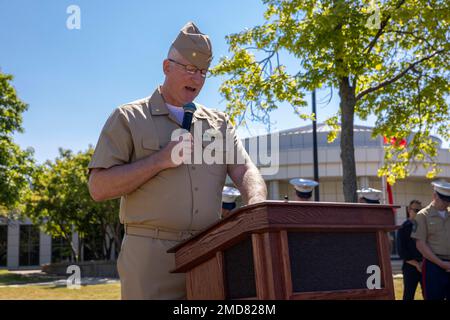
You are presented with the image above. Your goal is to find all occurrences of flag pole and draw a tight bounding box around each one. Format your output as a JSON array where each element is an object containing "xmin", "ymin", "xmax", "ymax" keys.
[{"xmin": 380, "ymin": 135, "xmax": 386, "ymax": 204}]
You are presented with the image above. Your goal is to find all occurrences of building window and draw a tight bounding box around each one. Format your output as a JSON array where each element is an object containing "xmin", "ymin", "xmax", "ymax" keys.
[
  {"xmin": 19, "ymin": 225, "xmax": 40, "ymax": 266},
  {"xmin": 83, "ymin": 226, "xmax": 105, "ymax": 261},
  {"xmin": 51, "ymin": 236, "xmax": 73, "ymax": 263},
  {"xmin": 0, "ymin": 225, "xmax": 7, "ymax": 267}
]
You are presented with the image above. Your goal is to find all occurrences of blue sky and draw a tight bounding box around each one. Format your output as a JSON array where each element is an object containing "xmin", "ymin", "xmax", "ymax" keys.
[{"xmin": 0, "ymin": 1, "xmax": 446, "ymax": 163}]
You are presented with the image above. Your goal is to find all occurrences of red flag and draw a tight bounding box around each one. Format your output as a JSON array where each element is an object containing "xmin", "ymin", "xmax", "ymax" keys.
[
  {"xmin": 383, "ymin": 136, "xmax": 407, "ymax": 148},
  {"xmin": 399, "ymin": 138, "xmax": 407, "ymax": 148},
  {"xmin": 386, "ymin": 182, "xmax": 396, "ymax": 214}
]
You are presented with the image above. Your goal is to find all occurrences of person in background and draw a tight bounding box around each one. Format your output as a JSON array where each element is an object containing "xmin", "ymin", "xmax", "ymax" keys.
[
  {"xmin": 221, "ymin": 186, "xmax": 241, "ymax": 218},
  {"xmin": 357, "ymin": 187, "xmax": 394, "ymax": 253},
  {"xmin": 289, "ymin": 178, "xmax": 319, "ymax": 201},
  {"xmin": 412, "ymin": 180, "xmax": 450, "ymax": 300},
  {"xmin": 357, "ymin": 187, "xmax": 382, "ymax": 204},
  {"xmin": 397, "ymin": 200, "xmax": 423, "ymax": 300}
]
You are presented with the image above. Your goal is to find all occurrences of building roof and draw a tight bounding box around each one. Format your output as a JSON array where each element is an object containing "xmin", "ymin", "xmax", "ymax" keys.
[
  {"xmin": 242, "ymin": 123, "xmax": 443, "ymax": 150},
  {"xmin": 278, "ymin": 123, "xmax": 373, "ymax": 136}
]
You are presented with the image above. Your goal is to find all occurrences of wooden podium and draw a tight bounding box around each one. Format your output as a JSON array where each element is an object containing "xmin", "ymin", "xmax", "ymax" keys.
[{"xmin": 168, "ymin": 201, "xmax": 398, "ymax": 300}]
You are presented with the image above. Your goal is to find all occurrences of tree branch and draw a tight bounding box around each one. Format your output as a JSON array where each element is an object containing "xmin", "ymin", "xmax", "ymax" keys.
[
  {"xmin": 385, "ymin": 29, "xmax": 437, "ymax": 50},
  {"xmin": 364, "ymin": 0, "xmax": 406, "ymax": 55},
  {"xmin": 356, "ymin": 49, "xmax": 446, "ymax": 101}
]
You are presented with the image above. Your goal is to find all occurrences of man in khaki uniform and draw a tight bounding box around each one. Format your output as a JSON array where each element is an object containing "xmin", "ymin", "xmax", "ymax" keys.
[
  {"xmin": 412, "ymin": 180, "xmax": 450, "ymax": 300},
  {"xmin": 88, "ymin": 22, "xmax": 267, "ymax": 299}
]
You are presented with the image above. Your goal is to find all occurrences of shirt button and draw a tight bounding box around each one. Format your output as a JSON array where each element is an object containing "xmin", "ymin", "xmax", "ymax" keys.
[
  {"xmin": 194, "ymin": 209, "xmax": 199, "ymax": 214},
  {"xmin": 194, "ymin": 187, "xmax": 199, "ymax": 191},
  {"xmin": 191, "ymin": 166, "xmax": 196, "ymax": 170}
]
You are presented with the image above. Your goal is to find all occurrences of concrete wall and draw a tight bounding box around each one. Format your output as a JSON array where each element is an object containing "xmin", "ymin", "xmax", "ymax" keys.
[{"xmin": 6, "ymin": 221, "xmax": 19, "ymax": 269}]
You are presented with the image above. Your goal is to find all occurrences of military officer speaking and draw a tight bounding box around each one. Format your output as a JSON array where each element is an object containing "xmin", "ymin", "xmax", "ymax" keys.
[
  {"xmin": 412, "ymin": 180, "xmax": 450, "ymax": 300},
  {"xmin": 87, "ymin": 22, "xmax": 267, "ymax": 300}
]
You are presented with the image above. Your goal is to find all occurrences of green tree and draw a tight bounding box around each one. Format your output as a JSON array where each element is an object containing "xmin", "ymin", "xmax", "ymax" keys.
[
  {"xmin": 26, "ymin": 147, "xmax": 122, "ymax": 261},
  {"xmin": 0, "ymin": 71, "xmax": 34, "ymax": 213},
  {"xmin": 211, "ymin": 0, "xmax": 449, "ymax": 202}
]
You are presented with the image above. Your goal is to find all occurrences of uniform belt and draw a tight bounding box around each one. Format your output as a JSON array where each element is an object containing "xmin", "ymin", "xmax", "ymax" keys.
[{"xmin": 124, "ymin": 224, "xmax": 196, "ymax": 241}]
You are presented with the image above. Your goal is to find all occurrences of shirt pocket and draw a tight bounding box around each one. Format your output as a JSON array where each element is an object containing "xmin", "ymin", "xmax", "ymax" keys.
[
  {"xmin": 136, "ymin": 137, "xmax": 160, "ymax": 160},
  {"xmin": 428, "ymin": 220, "xmax": 444, "ymax": 234},
  {"xmin": 129, "ymin": 113, "xmax": 161, "ymax": 161}
]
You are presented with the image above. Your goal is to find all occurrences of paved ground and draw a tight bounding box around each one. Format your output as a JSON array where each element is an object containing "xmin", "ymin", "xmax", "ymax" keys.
[
  {"xmin": 0, "ymin": 278, "xmax": 119, "ymax": 288},
  {"xmin": 391, "ymin": 259, "xmax": 403, "ymax": 275}
]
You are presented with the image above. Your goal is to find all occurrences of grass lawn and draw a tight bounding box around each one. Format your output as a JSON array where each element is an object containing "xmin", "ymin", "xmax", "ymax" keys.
[
  {"xmin": 0, "ymin": 270, "xmax": 120, "ymax": 299},
  {"xmin": 393, "ymin": 278, "xmax": 424, "ymax": 300},
  {"xmin": 0, "ymin": 283, "xmax": 121, "ymax": 300},
  {"xmin": 0, "ymin": 270, "xmax": 421, "ymax": 300}
]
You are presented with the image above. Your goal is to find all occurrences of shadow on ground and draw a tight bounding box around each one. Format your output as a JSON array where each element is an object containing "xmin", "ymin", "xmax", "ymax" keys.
[{"xmin": 0, "ymin": 270, "xmax": 65, "ymax": 286}]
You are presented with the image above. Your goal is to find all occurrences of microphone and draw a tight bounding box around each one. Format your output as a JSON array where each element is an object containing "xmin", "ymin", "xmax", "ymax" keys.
[{"xmin": 182, "ymin": 102, "xmax": 197, "ymax": 131}]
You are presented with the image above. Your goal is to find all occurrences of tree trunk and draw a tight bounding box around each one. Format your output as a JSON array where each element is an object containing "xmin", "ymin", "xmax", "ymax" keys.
[
  {"xmin": 66, "ymin": 235, "xmax": 78, "ymax": 262},
  {"xmin": 339, "ymin": 77, "xmax": 358, "ymax": 202}
]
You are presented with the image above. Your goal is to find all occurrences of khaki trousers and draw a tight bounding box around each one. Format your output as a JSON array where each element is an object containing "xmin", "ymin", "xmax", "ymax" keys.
[{"xmin": 117, "ymin": 233, "xmax": 186, "ymax": 300}]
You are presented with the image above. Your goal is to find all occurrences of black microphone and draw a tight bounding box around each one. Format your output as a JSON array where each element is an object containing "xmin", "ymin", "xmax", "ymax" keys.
[{"xmin": 182, "ymin": 102, "xmax": 197, "ymax": 131}]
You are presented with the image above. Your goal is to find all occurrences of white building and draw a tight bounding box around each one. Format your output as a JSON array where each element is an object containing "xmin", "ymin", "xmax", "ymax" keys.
[
  {"xmin": 0, "ymin": 217, "xmax": 80, "ymax": 269},
  {"xmin": 240, "ymin": 123, "xmax": 450, "ymax": 226}
]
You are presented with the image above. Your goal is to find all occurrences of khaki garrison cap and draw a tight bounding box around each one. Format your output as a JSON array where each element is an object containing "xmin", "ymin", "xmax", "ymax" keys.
[{"xmin": 170, "ymin": 21, "xmax": 213, "ymax": 70}]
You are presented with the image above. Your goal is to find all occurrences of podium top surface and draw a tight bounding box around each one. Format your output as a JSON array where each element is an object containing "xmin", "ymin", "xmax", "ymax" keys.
[{"xmin": 168, "ymin": 200, "xmax": 399, "ymax": 254}]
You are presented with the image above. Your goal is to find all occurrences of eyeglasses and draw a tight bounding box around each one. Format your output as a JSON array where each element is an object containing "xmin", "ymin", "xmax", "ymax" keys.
[
  {"xmin": 168, "ymin": 59, "xmax": 208, "ymax": 78},
  {"xmin": 410, "ymin": 208, "xmax": 422, "ymax": 213}
]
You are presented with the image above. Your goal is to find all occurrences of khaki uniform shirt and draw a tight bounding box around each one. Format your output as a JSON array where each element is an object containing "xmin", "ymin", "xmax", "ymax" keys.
[
  {"xmin": 88, "ymin": 87, "xmax": 249, "ymax": 232},
  {"xmin": 411, "ymin": 203, "xmax": 450, "ymax": 260}
]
